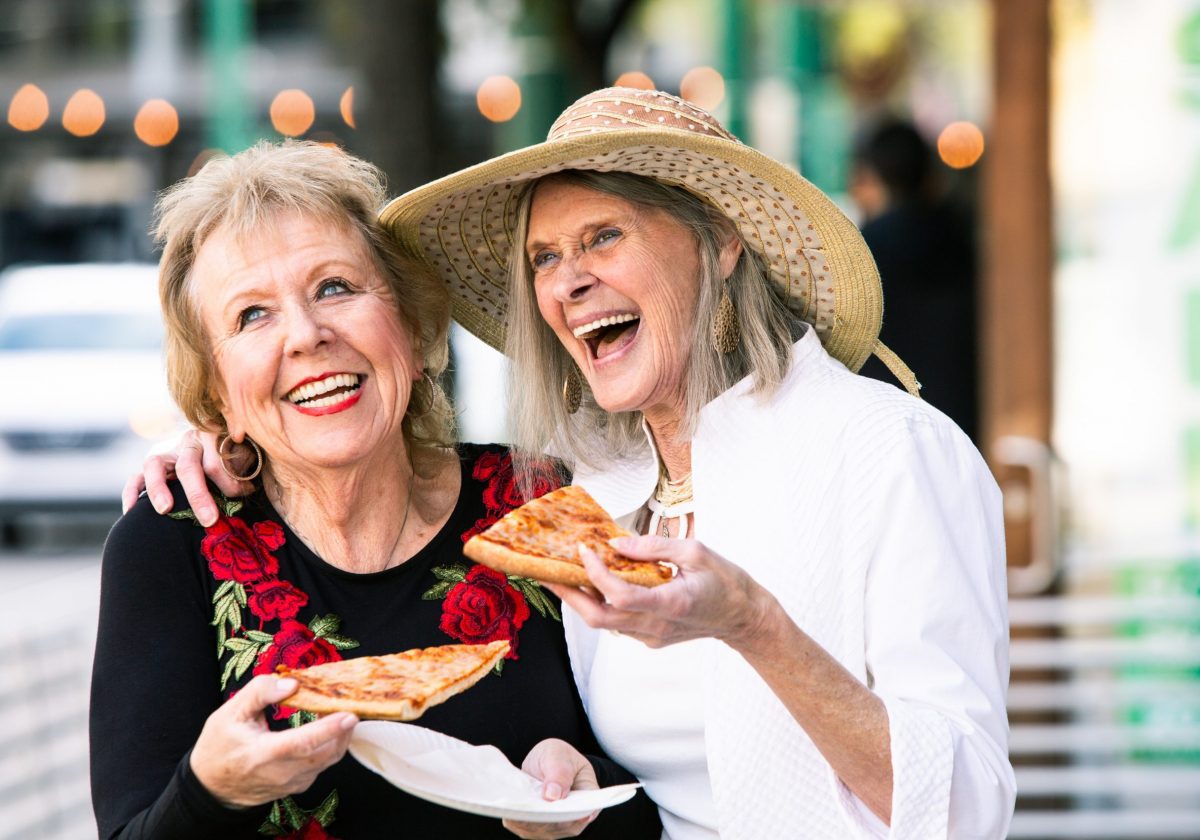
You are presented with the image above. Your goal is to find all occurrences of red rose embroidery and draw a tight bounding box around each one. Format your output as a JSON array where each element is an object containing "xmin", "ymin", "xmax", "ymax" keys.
[
  {"xmin": 281, "ymin": 817, "xmax": 338, "ymax": 840},
  {"xmin": 254, "ymin": 620, "xmax": 340, "ymax": 675},
  {"xmin": 253, "ymin": 620, "xmax": 341, "ymax": 720},
  {"xmin": 201, "ymin": 516, "xmax": 282, "ymax": 584},
  {"xmin": 463, "ymin": 452, "xmax": 561, "ymax": 542},
  {"xmin": 439, "ymin": 565, "xmax": 530, "ymax": 658},
  {"xmin": 248, "ymin": 579, "xmax": 309, "ymax": 622}
]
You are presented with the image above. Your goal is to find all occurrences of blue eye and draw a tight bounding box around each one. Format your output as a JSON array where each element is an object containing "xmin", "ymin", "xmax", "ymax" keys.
[
  {"xmin": 238, "ymin": 306, "xmax": 265, "ymax": 329},
  {"xmin": 318, "ymin": 278, "xmax": 351, "ymax": 298}
]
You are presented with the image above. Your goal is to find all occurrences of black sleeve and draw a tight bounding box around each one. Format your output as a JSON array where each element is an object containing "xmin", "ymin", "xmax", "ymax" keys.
[
  {"xmin": 583, "ymin": 755, "xmax": 662, "ymax": 837},
  {"xmin": 89, "ymin": 494, "xmax": 266, "ymax": 839}
]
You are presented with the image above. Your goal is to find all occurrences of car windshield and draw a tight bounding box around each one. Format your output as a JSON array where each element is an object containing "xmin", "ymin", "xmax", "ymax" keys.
[{"xmin": 0, "ymin": 313, "xmax": 162, "ymax": 351}]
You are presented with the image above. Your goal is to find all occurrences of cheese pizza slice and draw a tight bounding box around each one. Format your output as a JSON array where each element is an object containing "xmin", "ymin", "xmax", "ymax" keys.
[
  {"xmin": 463, "ymin": 485, "xmax": 674, "ymax": 588},
  {"xmin": 277, "ymin": 640, "xmax": 509, "ymax": 720}
]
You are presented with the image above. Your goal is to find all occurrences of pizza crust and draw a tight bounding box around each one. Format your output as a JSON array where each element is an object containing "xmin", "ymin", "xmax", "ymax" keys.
[{"xmin": 278, "ymin": 640, "xmax": 509, "ymax": 721}]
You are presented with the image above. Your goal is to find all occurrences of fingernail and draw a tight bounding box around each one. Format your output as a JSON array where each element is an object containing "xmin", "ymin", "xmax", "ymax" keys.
[
  {"xmin": 339, "ymin": 714, "xmax": 358, "ymax": 731},
  {"xmin": 608, "ymin": 536, "xmax": 630, "ymax": 550},
  {"xmin": 152, "ymin": 494, "xmax": 169, "ymax": 513},
  {"xmin": 274, "ymin": 677, "xmax": 297, "ymax": 695},
  {"xmin": 199, "ymin": 507, "xmax": 217, "ymax": 526},
  {"xmin": 545, "ymin": 782, "xmax": 563, "ymax": 800}
]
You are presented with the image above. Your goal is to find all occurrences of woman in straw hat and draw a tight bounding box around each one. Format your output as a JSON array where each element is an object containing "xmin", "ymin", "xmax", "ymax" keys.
[
  {"xmin": 133, "ymin": 90, "xmax": 1014, "ymax": 838},
  {"xmin": 380, "ymin": 87, "xmax": 1015, "ymax": 840}
]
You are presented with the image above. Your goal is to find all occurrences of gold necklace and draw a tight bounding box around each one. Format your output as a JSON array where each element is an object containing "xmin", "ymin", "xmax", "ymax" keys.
[
  {"xmin": 654, "ymin": 469, "xmax": 693, "ymax": 507},
  {"xmin": 650, "ymin": 465, "xmax": 694, "ymax": 538}
]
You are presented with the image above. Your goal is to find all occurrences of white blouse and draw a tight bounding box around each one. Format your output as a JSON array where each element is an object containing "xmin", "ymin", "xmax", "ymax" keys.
[
  {"xmin": 565, "ymin": 327, "xmax": 1016, "ymax": 839},
  {"xmin": 586, "ymin": 635, "xmax": 718, "ymax": 839}
]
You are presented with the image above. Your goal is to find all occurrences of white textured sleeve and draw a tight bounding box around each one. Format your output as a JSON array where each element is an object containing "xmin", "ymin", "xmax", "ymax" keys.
[{"xmin": 845, "ymin": 415, "xmax": 1016, "ymax": 839}]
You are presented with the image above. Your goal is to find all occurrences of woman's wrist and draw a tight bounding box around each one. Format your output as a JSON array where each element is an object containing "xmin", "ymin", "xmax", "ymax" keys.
[{"xmin": 719, "ymin": 578, "xmax": 783, "ymax": 654}]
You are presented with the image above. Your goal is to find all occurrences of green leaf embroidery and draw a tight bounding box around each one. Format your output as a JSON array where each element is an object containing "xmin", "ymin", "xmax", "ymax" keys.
[
  {"xmin": 492, "ymin": 657, "xmax": 505, "ymax": 676},
  {"xmin": 420, "ymin": 581, "xmax": 453, "ymax": 600},
  {"xmin": 215, "ymin": 621, "xmax": 227, "ymax": 657},
  {"xmin": 430, "ymin": 564, "xmax": 467, "ymax": 583},
  {"xmin": 509, "ymin": 577, "xmax": 561, "ymax": 622},
  {"xmin": 233, "ymin": 646, "xmax": 259, "ymax": 681},
  {"xmin": 246, "ymin": 629, "xmax": 274, "ymax": 644},
  {"xmin": 258, "ymin": 800, "xmax": 285, "ymax": 836},
  {"xmin": 288, "ymin": 710, "xmax": 318, "ymax": 728},
  {"xmin": 220, "ymin": 654, "xmax": 240, "ymax": 691},
  {"xmin": 167, "ymin": 509, "xmax": 200, "ymax": 524},
  {"xmin": 233, "ymin": 582, "xmax": 247, "ymax": 607},
  {"xmin": 280, "ymin": 796, "xmax": 306, "ymax": 830},
  {"xmin": 258, "ymin": 790, "xmax": 339, "ymax": 837},
  {"xmin": 313, "ymin": 789, "xmax": 339, "ymax": 826},
  {"xmin": 213, "ymin": 580, "xmax": 235, "ymax": 602},
  {"xmin": 322, "ymin": 633, "xmax": 360, "ymax": 651},
  {"xmin": 308, "ymin": 614, "xmax": 341, "ymax": 637},
  {"xmin": 218, "ymin": 497, "xmax": 244, "ymax": 518},
  {"xmin": 223, "ymin": 637, "xmax": 256, "ymax": 652}
]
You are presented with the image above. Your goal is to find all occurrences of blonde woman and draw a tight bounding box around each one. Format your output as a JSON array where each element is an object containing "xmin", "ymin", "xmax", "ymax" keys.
[{"xmin": 93, "ymin": 141, "xmax": 658, "ymax": 840}]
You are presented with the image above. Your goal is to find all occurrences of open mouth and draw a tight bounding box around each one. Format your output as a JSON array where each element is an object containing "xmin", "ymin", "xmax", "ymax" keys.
[
  {"xmin": 285, "ymin": 373, "xmax": 363, "ymax": 409},
  {"xmin": 573, "ymin": 313, "xmax": 640, "ymax": 360}
]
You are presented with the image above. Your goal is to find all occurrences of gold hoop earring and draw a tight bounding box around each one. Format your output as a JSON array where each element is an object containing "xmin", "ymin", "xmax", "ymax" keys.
[
  {"xmin": 562, "ymin": 365, "xmax": 582, "ymax": 415},
  {"xmin": 217, "ymin": 433, "xmax": 263, "ymax": 482},
  {"xmin": 409, "ymin": 371, "xmax": 438, "ymax": 421},
  {"xmin": 711, "ymin": 282, "xmax": 741, "ymax": 354}
]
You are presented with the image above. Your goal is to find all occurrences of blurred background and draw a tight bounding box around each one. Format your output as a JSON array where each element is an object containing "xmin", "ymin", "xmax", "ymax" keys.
[{"xmin": 0, "ymin": 0, "xmax": 1197, "ymax": 838}]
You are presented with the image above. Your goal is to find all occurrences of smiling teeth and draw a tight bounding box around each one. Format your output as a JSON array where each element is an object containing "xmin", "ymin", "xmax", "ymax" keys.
[
  {"xmin": 572, "ymin": 313, "xmax": 638, "ymax": 338},
  {"xmin": 286, "ymin": 373, "xmax": 361, "ymax": 404}
]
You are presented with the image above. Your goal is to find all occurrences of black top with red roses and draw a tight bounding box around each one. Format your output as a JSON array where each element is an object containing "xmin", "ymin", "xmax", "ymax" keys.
[{"xmin": 90, "ymin": 443, "xmax": 660, "ymax": 840}]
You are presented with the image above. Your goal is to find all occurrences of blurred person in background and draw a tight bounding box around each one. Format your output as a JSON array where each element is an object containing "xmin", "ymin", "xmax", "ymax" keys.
[
  {"xmin": 92, "ymin": 140, "xmax": 658, "ymax": 839},
  {"xmin": 133, "ymin": 90, "xmax": 1014, "ymax": 839},
  {"xmin": 850, "ymin": 118, "xmax": 980, "ymax": 444}
]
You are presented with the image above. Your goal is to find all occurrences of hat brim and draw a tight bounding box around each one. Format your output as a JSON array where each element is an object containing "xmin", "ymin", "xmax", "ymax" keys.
[{"xmin": 381, "ymin": 129, "xmax": 882, "ymax": 373}]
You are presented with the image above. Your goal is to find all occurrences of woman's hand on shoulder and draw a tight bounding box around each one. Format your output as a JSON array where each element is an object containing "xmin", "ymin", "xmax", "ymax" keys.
[
  {"xmin": 546, "ymin": 537, "xmax": 773, "ymax": 650},
  {"xmin": 121, "ymin": 429, "xmax": 253, "ymax": 526},
  {"xmin": 189, "ymin": 675, "xmax": 358, "ymax": 807},
  {"xmin": 502, "ymin": 739, "xmax": 598, "ymax": 839}
]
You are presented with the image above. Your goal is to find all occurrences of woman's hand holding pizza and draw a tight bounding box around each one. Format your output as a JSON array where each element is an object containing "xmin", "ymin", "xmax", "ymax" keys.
[
  {"xmin": 545, "ymin": 537, "xmax": 773, "ymax": 650},
  {"xmin": 502, "ymin": 738, "xmax": 599, "ymax": 839},
  {"xmin": 189, "ymin": 675, "xmax": 358, "ymax": 808}
]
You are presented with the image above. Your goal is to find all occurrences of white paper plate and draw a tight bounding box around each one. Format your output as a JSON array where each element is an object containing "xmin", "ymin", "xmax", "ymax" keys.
[{"xmin": 349, "ymin": 720, "xmax": 640, "ymax": 823}]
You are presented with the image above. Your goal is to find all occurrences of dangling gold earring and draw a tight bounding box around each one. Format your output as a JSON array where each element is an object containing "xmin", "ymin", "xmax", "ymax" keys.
[
  {"xmin": 562, "ymin": 365, "xmax": 582, "ymax": 415},
  {"xmin": 711, "ymin": 281, "xmax": 740, "ymax": 354}
]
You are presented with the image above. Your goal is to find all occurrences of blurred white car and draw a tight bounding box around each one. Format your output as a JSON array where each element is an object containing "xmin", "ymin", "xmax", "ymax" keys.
[{"xmin": 0, "ymin": 264, "xmax": 181, "ymax": 543}]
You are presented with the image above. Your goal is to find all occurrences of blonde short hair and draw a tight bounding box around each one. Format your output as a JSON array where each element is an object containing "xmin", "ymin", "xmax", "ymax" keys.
[
  {"xmin": 505, "ymin": 170, "xmax": 800, "ymax": 483},
  {"xmin": 154, "ymin": 140, "xmax": 454, "ymax": 457}
]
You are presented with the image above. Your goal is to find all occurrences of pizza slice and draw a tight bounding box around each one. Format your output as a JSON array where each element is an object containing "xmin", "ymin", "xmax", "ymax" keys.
[
  {"xmin": 463, "ymin": 484, "xmax": 674, "ymax": 588},
  {"xmin": 277, "ymin": 640, "xmax": 509, "ymax": 720}
]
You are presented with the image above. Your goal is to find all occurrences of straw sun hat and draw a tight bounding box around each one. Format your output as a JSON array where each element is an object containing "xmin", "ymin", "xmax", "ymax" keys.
[{"xmin": 380, "ymin": 86, "xmax": 918, "ymax": 393}]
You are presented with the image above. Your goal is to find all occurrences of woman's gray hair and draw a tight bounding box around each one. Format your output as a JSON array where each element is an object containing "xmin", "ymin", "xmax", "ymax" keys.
[
  {"xmin": 505, "ymin": 170, "xmax": 802, "ymax": 487},
  {"xmin": 154, "ymin": 140, "xmax": 455, "ymax": 467}
]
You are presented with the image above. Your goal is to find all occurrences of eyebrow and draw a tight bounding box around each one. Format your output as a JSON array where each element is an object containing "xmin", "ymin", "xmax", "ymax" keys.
[
  {"xmin": 525, "ymin": 216, "xmax": 616, "ymax": 256},
  {"xmin": 216, "ymin": 257, "xmax": 365, "ymax": 313}
]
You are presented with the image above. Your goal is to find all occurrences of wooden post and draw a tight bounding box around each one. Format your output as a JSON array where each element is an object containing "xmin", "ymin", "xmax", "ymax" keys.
[{"xmin": 983, "ymin": 0, "xmax": 1054, "ymax": 578}]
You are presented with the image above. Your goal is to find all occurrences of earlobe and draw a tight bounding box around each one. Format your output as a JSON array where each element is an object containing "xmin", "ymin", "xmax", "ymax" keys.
[{"xmin": 718, "ymin": 235, "xmax": 744, "ymax": 279}]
